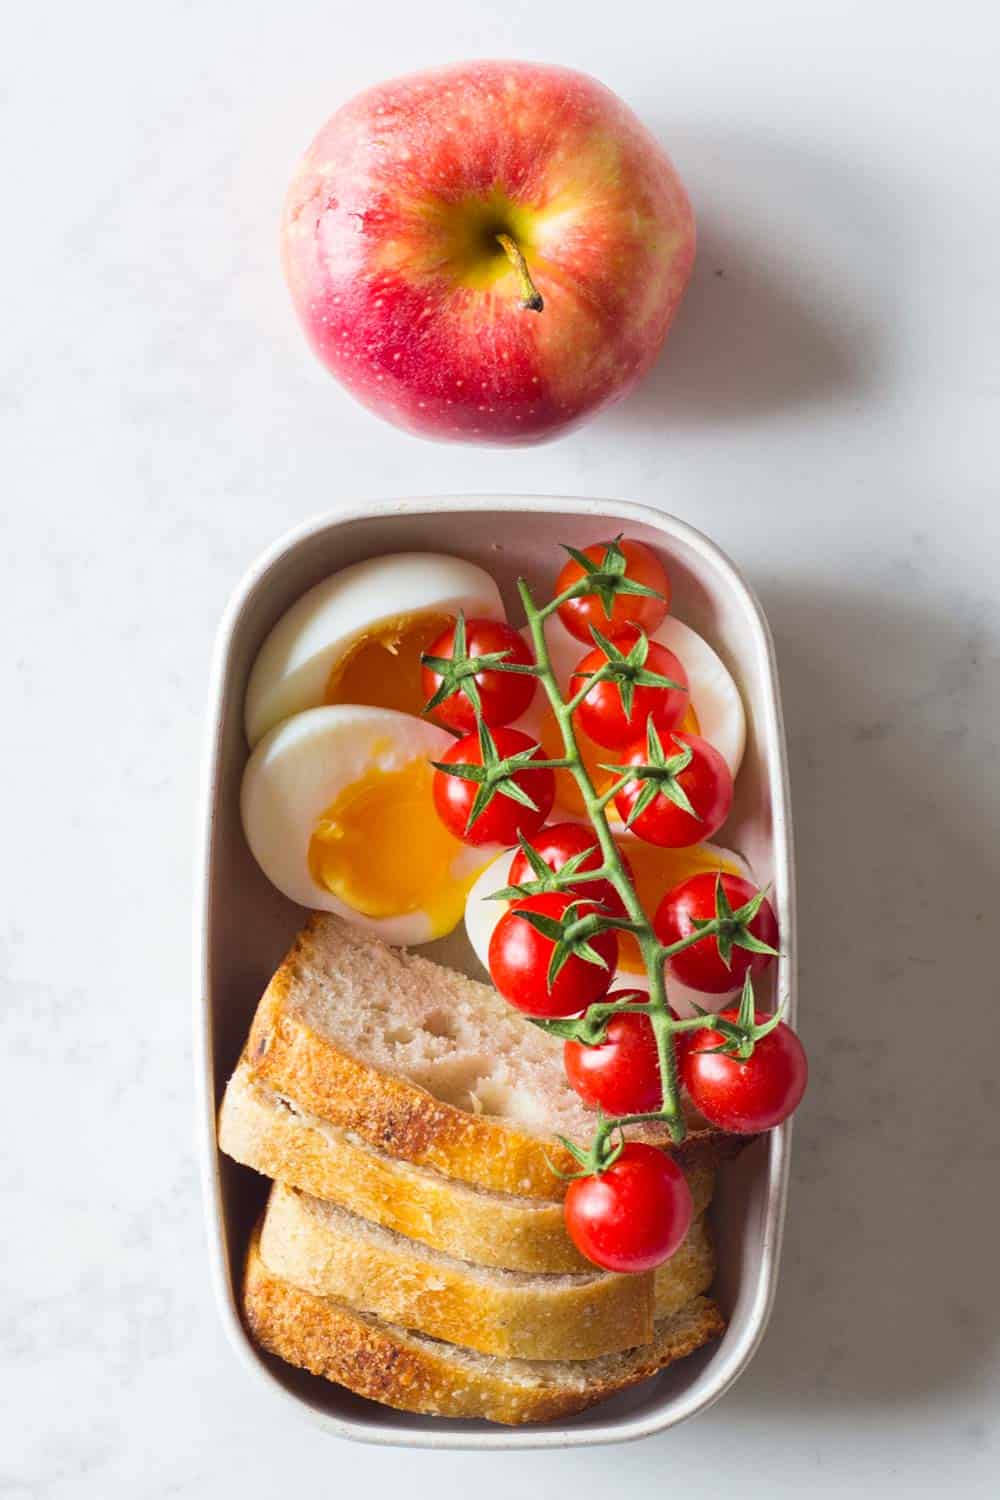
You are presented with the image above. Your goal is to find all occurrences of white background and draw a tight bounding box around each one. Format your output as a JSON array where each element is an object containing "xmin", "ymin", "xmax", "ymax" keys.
[{"xmin": 3, "ymin": 1, "xmax": 998, "ymax": 1495}]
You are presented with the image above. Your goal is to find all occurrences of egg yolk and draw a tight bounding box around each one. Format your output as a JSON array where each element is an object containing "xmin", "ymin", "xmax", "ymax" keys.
[
  {"xmin": 616, "ymin": 838, "xmax": 743, "ymax": 974},
  {"xmin": 307, "ymin": 756, "xmax": 474, "ymax": 935},
  {"xmin": 324, "ymin": 613, "xmax": 452, "ymax": 719},
  {"xmin": 538, "ymin": 704, "xmax": 702, "ymax": 818}
]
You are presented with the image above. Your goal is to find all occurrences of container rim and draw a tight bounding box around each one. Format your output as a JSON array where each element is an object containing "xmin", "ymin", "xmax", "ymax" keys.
[{"xmin": 193, "ymin": 494, "xmax": 795, "ymax": 1449}]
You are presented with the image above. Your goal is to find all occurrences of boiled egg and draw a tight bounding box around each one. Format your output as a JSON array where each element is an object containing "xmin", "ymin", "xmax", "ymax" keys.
[
  {"xmin": 241, "ymin": 704, "xmax": 495, "ymax": 945},
  {"xmin": 514, "ymin": 615, "xmax": 745, "ymax": 825},
  {"xmin": 245, "ymin": 552, "xmax": 505, "ymax": 748},
  {"xmin": 464, "ymin": 834, "xmax": 752, "ymax": 1013}
]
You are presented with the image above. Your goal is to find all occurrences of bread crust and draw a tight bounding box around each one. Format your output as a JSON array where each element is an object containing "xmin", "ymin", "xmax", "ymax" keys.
[
  {"xmin": 245, "ymin": 927, "xmax": 753, "ymax": 1200},
  {"xmin": 248, "ymin": 967, "xmax": 564, "ymax": 1197},
  {"xmin": 259, "ymin": 1184, "xmax": 662, "ymax": 1361},
  {"xmin": 219, "ymin": 1061, "xmax": 716, "ymax": 1272},
  {"xmin": 652, "ymin": 1214, "xmax": 715, "ymax": 1317},
  {"xmin": 243, "ymin": 1227, "xmax": 726, "ymax": 1425}
]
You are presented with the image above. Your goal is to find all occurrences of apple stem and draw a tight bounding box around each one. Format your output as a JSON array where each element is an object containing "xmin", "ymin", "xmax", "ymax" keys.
[{"xmin": 496, "ymin": 233, "xmax": 544, "ymax": 312}]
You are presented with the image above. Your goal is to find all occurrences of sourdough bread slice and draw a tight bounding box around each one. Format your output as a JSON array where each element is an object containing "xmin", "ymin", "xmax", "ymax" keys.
[
  {"xmin": 219, "ymin": 1060, "xmax": 716, "ymax": 1273},
  {"xmin": 257, "ymin": 1184, "xmax": 715, "ymax": 1361},
  {"xmin": 244, "ymin": 914, "xmax": 746, "ymax": 1199},
  {"xmin": 652, "ymin": 1214, "xmax": 716, "ymax": 1317},
  {"xmin": 244, "ymin": 1227, "xmax": 726, "ymax": 1425}
]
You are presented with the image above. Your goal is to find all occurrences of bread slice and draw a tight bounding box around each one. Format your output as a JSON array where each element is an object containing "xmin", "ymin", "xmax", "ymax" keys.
[
  {"xmin": 244, "ymin": 1227, "xmax": 726, "ymax": 1425},
  {"xmin": 244, "ymin": 914, "xmax": 746, "ymax": 1200},
  {"xmin": 257, "ymin": 1184, "xmax": 643, "ymax": 1360},
  {"xmin": 219, "ymin": 1060, "xmax": 717, "ymax": 1273},
  {"xmin": 652, "ymin": 1215, "xmax": 716, "ymax": 1317},
  {"xmin": 256, "ymin": 1184, "xmax": 714, "ymax": 1362}
]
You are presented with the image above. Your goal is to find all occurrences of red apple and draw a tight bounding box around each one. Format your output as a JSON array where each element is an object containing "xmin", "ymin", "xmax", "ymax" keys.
[{"xmin": 281, "ymin": 61, "xmax": 695, "ymax": 444}]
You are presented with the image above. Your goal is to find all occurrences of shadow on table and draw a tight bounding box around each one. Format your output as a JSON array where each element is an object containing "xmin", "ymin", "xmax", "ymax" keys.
[
  {"xmin": 524, "ymin": 130, "xmax": 994, "ymax": 1483},
  {"xmin": 544, "ymin": 586, "xmax": 996, "ymax": 1500},
  {"xmin": 603, "ymin": 126, "xmax": 891, "ymax": 433},
  {"xmin": 720, "ymin": 579, "xmax": 998, "ymax": 1414}
]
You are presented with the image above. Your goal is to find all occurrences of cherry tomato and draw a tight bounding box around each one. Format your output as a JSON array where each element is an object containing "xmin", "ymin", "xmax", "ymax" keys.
[
  {"xmin": 432, "ymin": 727, "xmax": 554, "ymax": 847},
  {"xmin": 488, "ymin": 892, "xmax": 617, "ymax": 1017},
  {"xmin": 421, "ymin": 618, "xmax": 536, "ymax": 732},
  {"xmin": 570, "ymin": 635, "xmax": 689, "ymax": 750},
  {"xmin": 654, "ymin": 872, "xmax": 779, "ymax": 995},
  {"xmin": 564, "ymin": 997, "xmax": 664, "ymax": 1114},
  {"xmin": 681, "ymin": 1009, "xmax": 807, "ymax": 1132},
  {"xmin": 556, "ymin": 537, "xmax": 670, "ymax": 645},
  {"xmin": 508, "ymin": 822, "xmax": 635, "ymax": 917},
  {"xmin": 564, "ymin": 1143, "xmax": 693, "ymax": 1273},
  {"xmin": 615, "ymin": 731, "xmax": 733, "ymax": 847}
]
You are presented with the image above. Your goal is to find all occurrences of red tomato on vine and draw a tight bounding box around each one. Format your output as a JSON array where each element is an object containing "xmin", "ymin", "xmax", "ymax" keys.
[
  {"xmin": 564, "ymin": 1143, "xmax": 692, "ymax": 1273},
  {"xmin": 556, "ymin": 537, "xmax": 670, "ymax": 644},
  {"xmin": 432, "ymin": 726, "xmax": 554, "ymax": 846},
  {"xmin": 680, "ymin": 1007, "xmax": 807, "ymax": 1133},
  {"xmin": 563, "ymin": 1000, "xmax": 668, "ymax": 1115},
  {"xmin": 488, "ymin": 892, "xmax": 617, "ymax": 1018},
  {"xmin": 655, "ymin": 872, "xmax": 778, "ymax": 994},
  {"xmin": 614, "ymin": 730, "xmax": 733, "ymax": 847},
  {"xmin": 570, "ymin": 634, "xmax": 689, "ymax": 750},
  {"xmin": 421, "ymin": 615, "xmax": 536, "ymax": 732}
]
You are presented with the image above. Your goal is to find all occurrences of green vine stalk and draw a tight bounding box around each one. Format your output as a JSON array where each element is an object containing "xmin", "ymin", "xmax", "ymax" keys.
[
  {"xmin": 427, "ymin": 547, "xmax": 780, "ymax": 1174},
  {"xmin": 521, "ymin": 573, "xmax": 692, "ymax": 1155}
]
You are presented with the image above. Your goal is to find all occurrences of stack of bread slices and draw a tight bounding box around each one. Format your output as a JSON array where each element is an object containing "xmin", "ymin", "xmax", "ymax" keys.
[{"xmin": 218, "ymin": 914, "xmax": 739, "ymax": 1425}]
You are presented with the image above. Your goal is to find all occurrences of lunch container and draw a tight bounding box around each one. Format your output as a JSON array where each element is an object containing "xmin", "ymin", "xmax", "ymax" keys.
[{"xmin": 195, "ymin": 495, "xmax": 795, "ymax": 1449}]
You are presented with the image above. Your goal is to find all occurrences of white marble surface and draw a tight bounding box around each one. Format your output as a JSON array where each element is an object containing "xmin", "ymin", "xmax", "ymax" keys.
[{"xmin": 4, "ymin": 1, "xmax": 999, "ymax": 1494}]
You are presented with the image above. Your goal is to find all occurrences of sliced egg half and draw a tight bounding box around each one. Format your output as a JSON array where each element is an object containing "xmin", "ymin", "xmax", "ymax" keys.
[
  {"xmin": 464, "ymin": 835, "xmax": 752, "ymax": 1013},
  {"xmin": 514, "ymin": 615, "xmax": 746, "ymax": 825},
  {"xmin": 245, "ymin": 552, "xmax": 505, "ymax": 748},
  {"xmin": 241, "ymin": 704, "xmax": 497, "ymax": 945}
]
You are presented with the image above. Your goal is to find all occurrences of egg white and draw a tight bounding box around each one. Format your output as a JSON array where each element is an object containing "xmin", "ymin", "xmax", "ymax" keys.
[
  {"xmin": 241, "ymin": 703, "xmax": 494, "ymax": 945},
  {"xmin": 244, "ymin": 552, "xmax": 506, "ymax": 748},
  {"xmin": 464, "ymin": 839, "xmax": 753, "ymax": 1014},
  {"xmin": 653, "ymin": 616, "xmax": 746, "ymax": 777}
]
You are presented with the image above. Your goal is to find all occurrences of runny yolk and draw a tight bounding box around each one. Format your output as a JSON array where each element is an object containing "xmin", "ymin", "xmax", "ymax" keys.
[
  {"xmin": 324, "ymin": 613, "xmax": 452, "ymax": 719},
  {"xmin": 537, "ymin": 703, "xmax": 702, "ymax": 818},
  {"xmin": 307, "ymin": 756, "xmax": 474, "ymax": 935},
  {"xmin": 617, "ymin": 839, "xmax": 743, "ymax": 974}
]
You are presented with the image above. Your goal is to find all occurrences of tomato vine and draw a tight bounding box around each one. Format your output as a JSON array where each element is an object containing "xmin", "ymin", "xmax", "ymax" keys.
[{"xmin": 426, "ymin": 542, "xmax": 784, "ymax": 1178}]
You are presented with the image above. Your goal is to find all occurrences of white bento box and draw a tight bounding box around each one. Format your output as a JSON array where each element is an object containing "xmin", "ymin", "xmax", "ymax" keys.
[{"xmin": 194, "ymin": 495, "xmax": 795, "ymax": 1450}]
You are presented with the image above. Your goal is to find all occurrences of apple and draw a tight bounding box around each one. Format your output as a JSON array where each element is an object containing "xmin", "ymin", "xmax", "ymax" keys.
[{"xmin": 281, "ymin": 61, "xmax": 695, "ymax": 445}]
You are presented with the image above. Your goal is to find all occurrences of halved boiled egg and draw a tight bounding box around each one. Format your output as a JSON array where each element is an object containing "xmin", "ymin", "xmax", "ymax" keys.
[
  {"xmin": 514, "ymin": 614, "xmax": 746, "ymax": 824},
  {"xmin": 464, "ymin": 834, "xmax": 752, "ymax": 1013},
  {"xmin": 241, "ymin": 704, "xmax": 496, "ymax": 945},
  {"xmin": 245, "ymin": 552, "xmax": 505, "ymax": 748}
]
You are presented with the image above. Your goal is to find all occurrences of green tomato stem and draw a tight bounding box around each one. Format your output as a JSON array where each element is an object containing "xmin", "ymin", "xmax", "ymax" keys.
[
  {"xmin": 517, "ymin": 577, "xmax": 686, "ymax": 1146},
  {"xmin": 655, "ymin": 918, "xmax": 722, "ymax": 961},
  {"xmin": 669, "ymin": 1010, "xmax": 728, "ymax": 1033},
  {"xmin": 563, "ymin": 675, "xmax": 603, "ymax": 717},
  {"xmin": 596, "ymin": 774, "xmax": 633, "ymax": 812},
  {"xmin": 558, "ymin": 864, "xmax": 615, "ymax": 885},
  {"xmin": 589, "ymin": 999, "xmax": 653, "ymax": 1019},
  {"xmin": 535, "ymin": 578, "xmax": 588, "ymax": 623}
]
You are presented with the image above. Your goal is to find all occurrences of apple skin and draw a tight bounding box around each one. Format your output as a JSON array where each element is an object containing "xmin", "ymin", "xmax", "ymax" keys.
[{"xmin": 282, "ymin": 61, "xmax": 695, "ymax": 444}]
